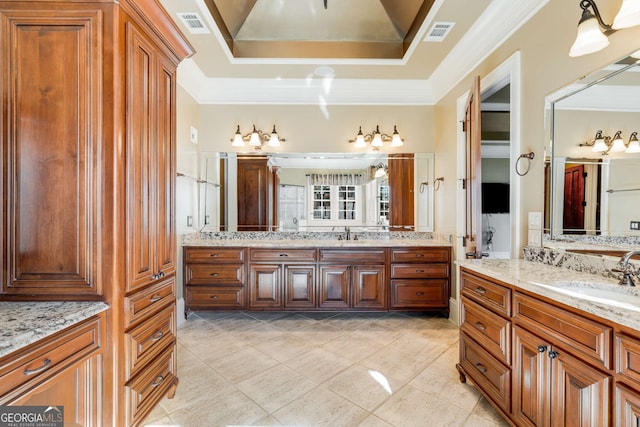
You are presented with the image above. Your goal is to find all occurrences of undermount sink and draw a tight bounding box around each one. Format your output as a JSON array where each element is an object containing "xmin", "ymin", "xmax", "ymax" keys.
[{"xmin": 533, "ymin": 280, "xmax": 640, "ymax": 308}]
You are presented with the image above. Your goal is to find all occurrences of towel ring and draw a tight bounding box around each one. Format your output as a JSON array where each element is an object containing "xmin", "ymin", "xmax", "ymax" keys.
[
  {"xmin": 433, "ymin": 177, "xmax": 444, "ymax": 191},
  {"xmin": 515, "ymin": 152, "xmax": 534, "ymax": 176}
]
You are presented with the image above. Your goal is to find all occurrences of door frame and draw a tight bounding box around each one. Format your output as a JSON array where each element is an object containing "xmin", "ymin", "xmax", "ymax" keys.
[{"xmin": 452, "ymin": 52, "xmax": 522, "ymax": 323}]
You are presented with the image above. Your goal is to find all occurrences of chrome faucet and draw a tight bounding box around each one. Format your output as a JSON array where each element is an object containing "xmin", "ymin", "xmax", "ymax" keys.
[
  {"xmin": 614, "ymin": 250, "xmax": 640, "ymax": 286},
  {"xmin": 345, "ymin": 226, "xmax": 351, "ymax": 241}
]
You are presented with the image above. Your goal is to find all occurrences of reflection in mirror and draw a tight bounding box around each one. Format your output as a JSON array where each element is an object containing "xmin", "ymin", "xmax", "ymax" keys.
[
  {"xmin": 546, "ymin": 54, "xmax": 640, "ymax": 239},
  {"xmin": 197, "ymin": 152, "xmax": 434, "ymax": 233}
]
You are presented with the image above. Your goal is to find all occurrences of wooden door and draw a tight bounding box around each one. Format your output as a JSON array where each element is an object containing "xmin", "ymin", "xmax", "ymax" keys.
[
  {"xmin": 464, "ymin": 76, "xmax": 483, "ymax": 259},
  {"xmin": 237, "ymin": 157, "xmax": 270, "ymax": 231},
  {"xmin": 249, "ymin": 264, "xmax": 281, "ymax": 308},
  {"xmin": 563, "ymin": 164, "xmax": 585, "ymax": 232},
  {"xmin": 512, "ymin": 326, "xmax": 551, "ymax": 427},
  {"xmin": 1, "ymin": 9, "xmax": 102, "ymax": 298},
  {"xmin": 388, "ymin": 153, "xmax": 415, "ymax": 230},
  {"xmin": 318, "ymin": 265, "xmax": 350, "ymax": 308},
  {"xmin": 550, "ymin": 347, "xmax": 610, "ymax": 427},
  {"xmin": 352, "ymin": 265, "xmax": 385, "ymax": 309},
  {"xmin": 284, "ymin": 265, "xmax": 315, "ymax": 308},
  {"xmin": 615, "ymin": 384, "xmax": 640, "ymax": 426}
]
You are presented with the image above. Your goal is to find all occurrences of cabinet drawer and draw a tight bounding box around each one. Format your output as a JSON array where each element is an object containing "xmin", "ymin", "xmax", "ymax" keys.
[
  {"xmin": 390, "ymin": 263, "xmax": 449, "ymax": 279},
  {"xmin": 460, "ymin": 333, "xmax": 511, "ymax": 414},
  {"xmin": 616, "ymin": 333, "xmax": 640, "ymax": 385},
  {"xmin": 390, "ymin": 247, "xmax": 450, "ymax": 263},
  {"xmin": 184, "ymin": 264, "xmax": 244, "ymax": 285},
  {"xmin": 184, "ymin": 247, "xmax": 245, "ymax": 263},
  {"xmin": 390, "ymin": 280, "xmax": 448, "ymax": 308},
  {"xmin": 461, "ymin": 270, "xmax": 511, "ymax": 317},
  {"xmin": 319, "ymin": 249, "xmax": 386, "ymax": 263},
  {"xmin": 0, "ymin": 315, "xmax": 103, "ymax": 397},
  {"xmin": 251, "ymin": 248, "xmax": 316, "ymax": 262},
  {"xmin": 514, "ymin": 292, "xmax": 612, "ymax": 369},
  {"xmin": 461, "ymin": 296, "xmax": 511, "ymax": 364},
  {"xmin": 125, "ymin": 345, "xmax": 177, "ymax": 427},
  {"xmin": 186, "ymin": 286, "xmax": 245, "ymax": 309},
  {"xmin": 125, "ymin": 304, "xmax": 176, "ymax": 379},
  {"xmin": 124, "ymin": 278, "xmax": 175, "ymax": 328}
]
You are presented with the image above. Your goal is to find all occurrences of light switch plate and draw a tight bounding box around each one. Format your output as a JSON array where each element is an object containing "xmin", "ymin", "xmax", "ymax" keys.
[
  {"xmin": 190, "ymin": 126, "xmax": 198, "ymax": 144},
  {"xmin": 528, "ymin": 229, "xmax": 542, "ymax": 246},
  {"xmin": 528, "ymin": 211, "xmax": 542, "ymax": 229}
]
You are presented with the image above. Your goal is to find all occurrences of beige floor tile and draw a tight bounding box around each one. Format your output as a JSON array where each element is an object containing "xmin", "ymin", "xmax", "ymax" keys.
[
  {"xmin": 253, "ymin": 332, "xmax": 318, "ymax": 362},
  {"xmin": 322, "ymin": 331, "xmax": 396, "ymax": 362},
  {"xmin": 250, "ymin": 414, "xmax": 284, "ymax": 426},
  {"xmin": 176, "ymin": 317, "xmax": 226, "ymax": 348},
  {"xmin": 324, "ymin": 364, "xmax": 402, "ymax": 411},
  {"xmin": 284, "ymin": 347, "xmax": 353, "ymax": 384},
  {"xmin": 165, "ymin": 388, "xmax": 268, "ymax": 427},
  {"xmin": 267, "ymin": 313, "xmax": 319, "ymax": 331},
  {"xmin": 158, "ymin": 364, "xmax": 229, "ymax": 414},
  {"xmin": 358, "ymin": 415, "xmax": 394, "ymax": 427},
  {"xmin": 272, "ymin": 386, "xmax": 369, "ymax": 426},
  {"xmin": 228, "ymin": 321, "xmax": 287, "ymax": 345},
  {"xmin": 142, "ymin": 416, "xmax": 175, "ymax": 427},
  {"xmin": 187, "ymin": 332, "xmax": 249, "ymax": 363},
  {"xmin": 142, "ymin": 403, "xmax": 170, "ymax": 425},
  {"xmin": 374, "ymin": 385, "xmax": 470, "ymax": 427},
  {"xmin": 236, "ymin": 364, "xmax": 317, "ymax": 413},
  {"xmin": 471, "ymin": 397, "xmax": 511, "ymax": 426},
  {"xmin": 462, "ymin": 413, "xmax": 510, "ymax": 427},
  {"xmin": 213, "ymin": 346, "xmax": 280, "ymax": 383}
]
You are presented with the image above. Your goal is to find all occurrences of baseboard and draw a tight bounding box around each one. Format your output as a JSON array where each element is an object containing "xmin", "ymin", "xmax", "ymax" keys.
[{"xmin": 176, "ymin": 297, "xmax": 186, "ymax": 328}]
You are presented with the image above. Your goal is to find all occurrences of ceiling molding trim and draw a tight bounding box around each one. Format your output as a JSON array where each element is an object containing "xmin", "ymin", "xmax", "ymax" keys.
[{"xmin": 429, "ymin": 0, "xmax": 549, "ymax": 103}]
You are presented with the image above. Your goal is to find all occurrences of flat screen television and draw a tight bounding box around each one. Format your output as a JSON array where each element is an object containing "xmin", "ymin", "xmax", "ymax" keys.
[{"xmin": 482, "ymin": 182, "xmax": 510, "ymax": 214}]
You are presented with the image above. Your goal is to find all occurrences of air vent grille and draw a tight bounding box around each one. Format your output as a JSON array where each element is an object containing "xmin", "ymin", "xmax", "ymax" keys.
[
  {"xmin": 177, "ymin": 12, "xmax": 210, "ymax": 34},
  {"xmin": 424, "ymin": 22, "xmax": 455, "ymax": 42}
]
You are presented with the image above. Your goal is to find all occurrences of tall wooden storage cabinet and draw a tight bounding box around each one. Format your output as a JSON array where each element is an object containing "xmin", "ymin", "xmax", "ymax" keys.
[{"xmin": 0, "ymin": 1, "xmax": 194, "ymax": 425}]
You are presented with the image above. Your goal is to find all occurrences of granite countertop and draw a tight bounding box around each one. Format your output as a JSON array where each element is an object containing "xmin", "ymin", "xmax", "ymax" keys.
[
  {"xmin": 183, "ymin": 238, "xmax": 452, "ymax": 248},
  {"xmin": 0, "ymin": 301, "xmax": 109, "ymax": 359},
  {"xmin": 458, "ymin": 259, "xmax": 640, "ymax": 330}
]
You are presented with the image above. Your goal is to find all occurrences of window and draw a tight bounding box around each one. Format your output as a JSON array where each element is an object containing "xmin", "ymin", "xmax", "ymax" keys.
[
  {"xmin": 338, "ymin": 185, "xmax": 357, "ymax": 220},
  {"xmin": 378, "ymin": 184, "xmax": 389, "ymax": 222},
  {"xmin": 312, "ymin": 185, "xmax": 331, "ymax": 219},
  {"xmin": 309, "ymin": 184, "xmax": 360, "ymax": 223}
]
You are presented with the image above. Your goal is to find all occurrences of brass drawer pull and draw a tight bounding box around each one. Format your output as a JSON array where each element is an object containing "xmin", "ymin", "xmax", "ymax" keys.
[
  {"xmin": 416, "ymin": 292, "xmax": 425, "ymax": 296},
  {"xmin": 279, "ymin": 253, "xmax": 289, "ymax": 257},
  {"xmin": 415, "ymin": 269, "xmax": 425, "ymax": 273},
  {"xmin": 474, "ymin": 321, "xmax": 486, "ymax": 331},
  {"xmin": 24, "ymin": 358, "xmax": 51, "ymax": 376},
  {"xmin": 474, "ymin": 362, "xmax": 487, "ymax": 373},
  {"xmin": 151, "ymin": 330, "xmax": 164, "ymax": 341},
  {"xmin": 475, "ymin": 286, "xmax": 487, "ymax": 295},
  {"xmin": 151, "ymin": 375, "xmax": 165, "ymax": 387},
  {"xmin": 210, "ymin": 253, "xmax": 220, "ymax": 257},
  {"xmin": 210, "ymin": 295, "xmax": 218, "ymax": 299},
  {"xmin": 210, "ymin": 273, "xmax": 219, "ymax": 277},
  {"xmin": 149, "ymin": 294, "xmax": 162, "ymax": 303},
  {"xmin": 415, "ymin": 254, "xmax": 424, "ymax": 257}
]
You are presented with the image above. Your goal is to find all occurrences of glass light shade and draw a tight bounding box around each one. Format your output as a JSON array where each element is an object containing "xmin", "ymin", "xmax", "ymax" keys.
[
  {"xmin": 390, "ymin": 126, "xmax": 403, "ymax": 147},
  {"xmin": 592, "ymin": 137, "xmax": 609, "ymax": 152},
  {"xmin": 613, "ymin": 0, "xmax": 640, "ymax": 29},
  {"xmin": 232, "ymin": 126, "xmax": 245, "ymax": 147},
  {"xmin": 249, "ymin": 126, "xmax": 261, "ymax": 147},
  {"xmin": 569, "ymin": 17, "xmax": 610, "ymax": 57},
  {"xmin": 626, "ymin": 133, "xmax": 640, "ymax": 153},
  {"xmin": 374, "ymin": 166, "xmax": 386, "ymax": 178},
  {"xmin": 354, "ymin": 127, "xmax": 367, "ymax": 148},
  {"xmin": 268, "ymin": 129, "xmax": 280, "ymax": 147},
  {"xmin": 609, "ymin": 132, "xmax": 627, "ymax": 152},
  {"xmin": 371, "ymin": 127, "xmax": 383, "ymax": 147}
]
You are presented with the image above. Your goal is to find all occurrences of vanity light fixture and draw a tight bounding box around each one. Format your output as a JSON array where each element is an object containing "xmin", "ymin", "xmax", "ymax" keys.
[
  {"xmin": 373, "ymin": 163, "xmax": 388, "ymax": 178},
  {"xmin": 609, "ymin": 130, "xmax": 627, "ymax": 152},
  {"xmin": 569, "ymin": 0, "xmax": 640, "ymax": 57},
  {"xmin": 231, "ymin": 124, "xmax": 284, "ymax": 149},
  {"xmin": 349, "ymin": 125, "xmax": 403, "ymax": 150},
  {"xmin": 625, "ymin": 131, "xmax": 640, "ymax": 153},
  {"xmin": 580, "ymin": 130, "xmax": 640, "ymax": 154}
]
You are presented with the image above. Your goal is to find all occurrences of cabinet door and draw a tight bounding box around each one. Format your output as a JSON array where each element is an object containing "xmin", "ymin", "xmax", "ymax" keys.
[
  {"xmin": 512, "ymin": 326, "xmax": 551, "ymax": 427},
  {"xmin": 1, "ymin": 9, "xmax": 102, "ymax": 297},
  {"xmin": 352, "ymin": 265, "xmax": 385, "ymax": 309},
  {"xmin": 249, "ymin": 264, "xmax": 281, "ymax": 308},
  {"xmin": 237, "ymin": 157, "xmax": 270, "ymax": 231},
  {"xmin": 319, "ymin": 265, "xmax": 350, "ymax": 309},
  {"xmin": 284, "ymin": 265, "xmax": 315, "ymax": 308},
  {"xmin": 550, "ymin": 347, "xmax": 611, "ymax": 427},
  {"xmin": 616, "ymin": 383, "xmax": 640, "ymax": 427}
]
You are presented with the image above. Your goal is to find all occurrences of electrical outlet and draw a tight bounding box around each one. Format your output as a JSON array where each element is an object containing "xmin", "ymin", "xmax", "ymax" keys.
[
  {"xmin": 187, "ymin": 216, "xmax": 193, "ymax": 227},
  {"xmin": 631, "ymin": 221, "xmax": 640, "ymax": 230},
  {"xmin": 190, "ymin": 126, "xmax": 198, "ymax": 144}
]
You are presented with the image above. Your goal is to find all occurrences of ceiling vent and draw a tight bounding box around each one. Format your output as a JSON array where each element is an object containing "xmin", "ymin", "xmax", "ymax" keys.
[
  {"xmin": 177, "ymin": 12, "xmax": 210, "ymax": 34},
  {"xmin": 424, "ymin": 22, "xmax": 455, "ymax": 42}
]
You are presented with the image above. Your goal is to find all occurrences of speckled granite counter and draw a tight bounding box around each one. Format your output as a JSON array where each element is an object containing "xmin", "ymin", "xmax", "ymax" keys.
[
  {"xmin": 458, "ymin": 259, "xmax": 640, "ymax": 331},
  {"xmin": 183, "ymin": 238, "xmax": 451, "ymax": 247},
  {"xmin": 0, "ymin": 301, "xmax": 109, "ymax": 358}
]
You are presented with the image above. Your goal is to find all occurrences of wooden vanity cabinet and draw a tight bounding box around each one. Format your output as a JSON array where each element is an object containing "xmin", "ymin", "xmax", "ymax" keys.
[{"xmin": 389, "ymin": 247, "xmax": 451, "ymax": 312}]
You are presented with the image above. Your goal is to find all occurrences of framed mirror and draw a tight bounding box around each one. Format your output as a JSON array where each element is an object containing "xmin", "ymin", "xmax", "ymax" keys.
[
  {"xmin": 197, "ymin": 152, "xmax": 434, "ymax": 232},
  {"xmin": 545, "ymin": 54, "xmax": 640, "ymax": 239}
]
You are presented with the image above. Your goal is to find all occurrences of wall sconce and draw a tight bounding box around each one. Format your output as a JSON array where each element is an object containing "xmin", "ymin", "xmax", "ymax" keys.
[
  {"xmin": 372, "ymin": 163, "xmax": 388, "ymax": 178},
  {"xmin": 580, "ymin": 130, "xmax": 640, "ymax": 154},
  {"xmin": 349, "ymin": 125, "xmax": 403, "ymax": 150},
  {"xmin": 569, "ymin": 0, "xmax": 640, "ymax": 57},
  {"xmin": 231, "ymin": 124, "xmax": 284, "ymax": 149}
]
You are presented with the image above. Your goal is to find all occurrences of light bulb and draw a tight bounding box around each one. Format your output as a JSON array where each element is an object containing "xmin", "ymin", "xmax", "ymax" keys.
[
  {"xmin": 390, "ymin": 126, "xmax": 403, "ymax": 147},
  {"xmin": 232, "ymin": 125, "xmax": 244, "ymax": 147}
]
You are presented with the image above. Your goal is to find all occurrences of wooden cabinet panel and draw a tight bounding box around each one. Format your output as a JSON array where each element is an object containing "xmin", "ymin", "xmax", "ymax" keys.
[
  {"xmin": 319, "ymin": 249, "xmax": 386, "ymax": 263},
  {"xmin": 284, "ymin": 266, "xmax": 316, "ymax": 308},
  {"xmin": 249, "ymin": 264, "xmax": 281, "ymax": 308},
  {"xmin": 388, "ymin": 153, "xmax": 414, "ymax": 230},
  {"xmin": 319, "ymin": 265, "xmax": 350, "ymax": 309},
  {"xmin": 353, "ymin": 265, "xmax": 385, "ymax": 309},
  {"xmin": 616, "ymin": 383, "xmax": 640, "ymax": 427},
  {"xmin": 461, "ymin": 270, "xmax": 511, "ymax": 317},
  {"xmin": 512, "ymin": 326, "xmax": 550, "ymax": 427},
  {"xmin": 390, "ymin": 247, "xmax": 450, "ymax": 263},
  {"xmin": 185, "ymin": 247, "xmax": 245, "ymax": 263},
  {"xmin": 237, "ymin": 157, "xmax": 270, "ymax": 231},
  {"xmin": 1, "ymin": 8, "xmax": 102, "ymax": 297},
  {"xmin": 461, "ymin": 296, "xmax": 510, "ymax": 364},
  {"xmin": 184, "ymin": 264, "xmax": 244, "ymax": 285},
  {"xmin": 124, "ymin": 278, "xmax": 175, "ymax": 328},
  {"xmin": 186, "ymin": 286, "xmax": 245, "ymax": 310},
  {"xmin": 616, "ymin": 333, "xmax": 640, "ymax": 385},
  {"xmin": 459, "ymin": 333, "xmax": 511, "ymax": 413},
  {"xmin": 551, "ymin": 347, "xmax": 610, "ymax": 427},
  {"xmin": 390, "ymin": 280, "xmax": 448, "ymax": 308},
  {"xmin": 514, "ymin": 292, "xmax": 612, "ymax": 369},
  {"xmin": 390, "ymin": 263, "xmax": 449, "ymax": 279},
  {"xmin": 251, "ymin": 248, "xmax": 316, "ymax": 262}
]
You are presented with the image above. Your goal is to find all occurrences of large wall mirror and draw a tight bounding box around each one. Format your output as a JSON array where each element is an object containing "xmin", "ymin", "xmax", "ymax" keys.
[
  {"xmin": 545, "ymin": 54, "xmax": 640, "ymax": 240},
  {"xmin": 197, "ymin": 152, "xmax": 434, "ymax": 232}
]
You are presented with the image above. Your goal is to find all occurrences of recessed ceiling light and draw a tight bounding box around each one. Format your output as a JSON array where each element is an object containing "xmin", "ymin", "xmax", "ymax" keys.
[{"xmin": 314, "ymin": 66, "xmax": 335, "ymax": 78}]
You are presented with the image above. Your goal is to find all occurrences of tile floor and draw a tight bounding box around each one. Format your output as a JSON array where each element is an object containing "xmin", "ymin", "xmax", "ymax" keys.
[{"xmin": 143, "ymin": 311, "xmax": 510, "ymax": 427}]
